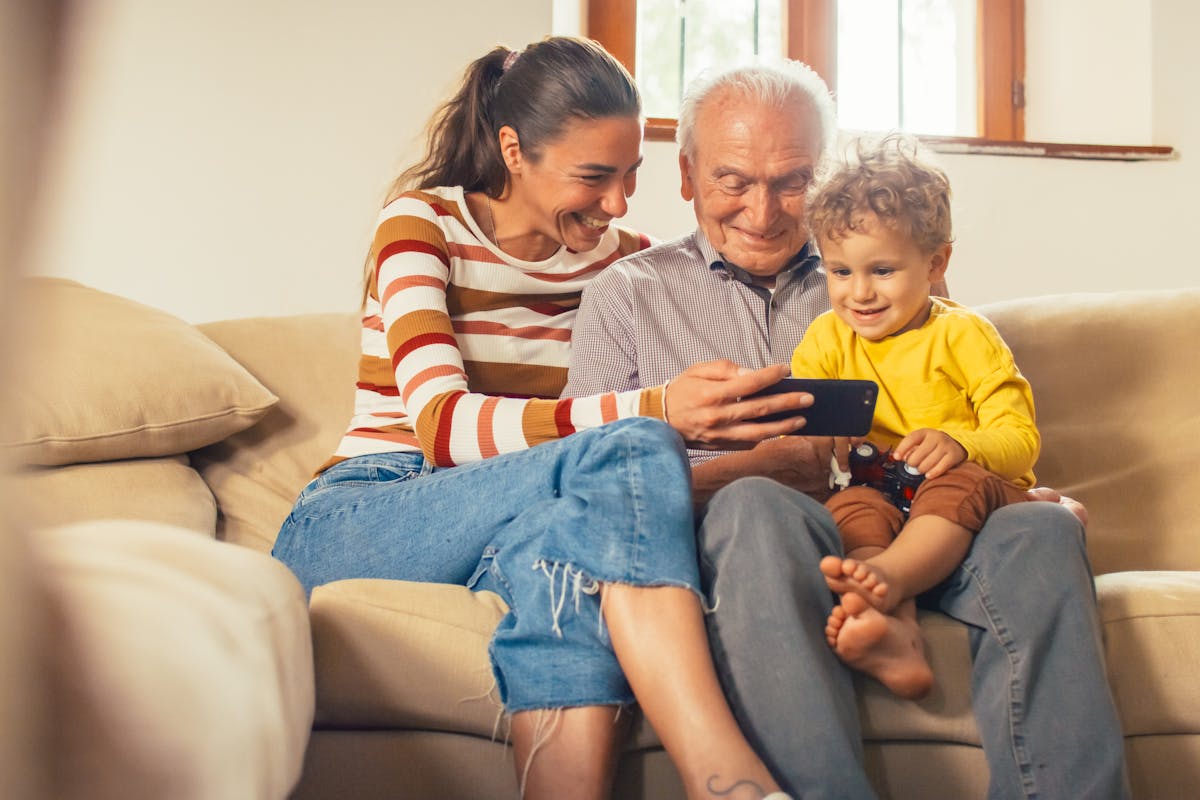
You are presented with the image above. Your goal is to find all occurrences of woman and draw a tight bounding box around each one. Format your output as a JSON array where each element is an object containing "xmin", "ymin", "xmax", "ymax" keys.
[{"xmin": 272, "ymin": 36, "xmax": 805, "ymax": 800}]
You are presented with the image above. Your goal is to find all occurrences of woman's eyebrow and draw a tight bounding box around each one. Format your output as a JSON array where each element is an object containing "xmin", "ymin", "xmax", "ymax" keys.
[{"xmin": 575, "ymin": 155, "xmax": 645, "ymax": 173}]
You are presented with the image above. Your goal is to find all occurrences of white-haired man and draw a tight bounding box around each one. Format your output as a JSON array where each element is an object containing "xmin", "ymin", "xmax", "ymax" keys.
[{"xmin": 565, "ymin": 61, "xmax": 1129, "ymax": 799}]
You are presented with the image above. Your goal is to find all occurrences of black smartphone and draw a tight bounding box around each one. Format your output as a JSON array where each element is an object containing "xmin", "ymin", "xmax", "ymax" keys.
[{"xmin": 747, "ymin": 378, "xmax": 878, "ymax": 436}]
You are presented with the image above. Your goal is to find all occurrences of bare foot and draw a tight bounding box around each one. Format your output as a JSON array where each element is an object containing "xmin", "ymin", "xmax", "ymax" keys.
[
  {"xmin": 827, "ymin": 593, "xmax": 934, "ymax": 700},
  {"xmin": 819, "ymin": 555, "xmax": 893, "ymax": 612}
]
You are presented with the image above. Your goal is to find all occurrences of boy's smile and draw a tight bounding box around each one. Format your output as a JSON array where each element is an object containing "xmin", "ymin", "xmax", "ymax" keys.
[{"xmin": 819, "ymin": 214, "xmax": 951, "ymax": 341}]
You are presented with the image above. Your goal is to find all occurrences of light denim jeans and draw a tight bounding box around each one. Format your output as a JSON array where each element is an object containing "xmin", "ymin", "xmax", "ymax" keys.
[
  {"xmin": 272, "ymin": 417, "xmax": 699, "ymax": 712},
  {"xmin": 697, "ymin": 477, "xmax": 1131, "ymax": 800}
]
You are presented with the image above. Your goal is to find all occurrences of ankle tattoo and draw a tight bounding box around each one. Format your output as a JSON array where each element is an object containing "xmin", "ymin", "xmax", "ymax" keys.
[{"xmin": 706, "ymin": 775, "xmax": 768, "ymax": 799}]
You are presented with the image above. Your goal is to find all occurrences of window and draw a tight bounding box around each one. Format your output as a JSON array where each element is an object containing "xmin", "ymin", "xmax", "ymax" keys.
[
  {"xmin": 835, "ymin": 0, "xmax": 978, "ymax": 137},
  {"xmin": 587, "ymin": 0, "xmax": 1173, "ymax": 159}
]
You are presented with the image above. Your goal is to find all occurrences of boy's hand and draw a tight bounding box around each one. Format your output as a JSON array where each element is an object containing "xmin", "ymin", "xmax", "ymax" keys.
[{"xmin": 893, "ymin": 429, "xmax": 966, "ymax": 479}]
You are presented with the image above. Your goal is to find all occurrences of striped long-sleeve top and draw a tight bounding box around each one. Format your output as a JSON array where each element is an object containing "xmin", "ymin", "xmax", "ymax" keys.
[{"xmin": 324, "ymin": 185, "xmax": 663, "ymax": 470}]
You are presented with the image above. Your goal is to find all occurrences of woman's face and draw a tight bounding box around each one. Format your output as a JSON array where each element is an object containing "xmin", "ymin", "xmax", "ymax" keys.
[{"xmin": 504, "ymin": 115, "xmax": 643, "ymax": 256}]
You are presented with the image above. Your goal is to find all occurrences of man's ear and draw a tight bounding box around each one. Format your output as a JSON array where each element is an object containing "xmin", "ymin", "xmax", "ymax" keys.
[
  {"xmin": 498, "ymin": 125, "xmax": 522, "ymax": 173},
  {"xmin": 679, "ymin": 151, "xmax": 695, "ymax": 201}
]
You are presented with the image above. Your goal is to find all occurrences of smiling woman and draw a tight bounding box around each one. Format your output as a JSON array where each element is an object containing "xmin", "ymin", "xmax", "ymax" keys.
[{"xmin": 484, "ymin": 114, "xmax": 644, "ymax": 260}]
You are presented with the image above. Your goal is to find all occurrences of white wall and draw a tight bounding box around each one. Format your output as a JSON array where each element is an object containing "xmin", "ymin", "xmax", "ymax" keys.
[
  {"xmin": 26, "ymin": 0, "xmax": 1199, "ymax": 321},
  {"xmin": 1024, "ymin": 0, "xmax": 1153, "ymax": 145},
  {"xmin": 28, "ymin": 0, "xmax": 553, "ymax": 321}
]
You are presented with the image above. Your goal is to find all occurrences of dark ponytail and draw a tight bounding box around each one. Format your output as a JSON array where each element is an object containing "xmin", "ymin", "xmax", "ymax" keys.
[{"xmin": 386, "ymin": 35, "xmax": 640, "ymax": 202}]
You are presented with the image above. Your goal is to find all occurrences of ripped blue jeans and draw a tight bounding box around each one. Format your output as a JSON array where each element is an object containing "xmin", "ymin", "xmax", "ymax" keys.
[{"xmin": 272, "ymin": 417, "xmax": 699, "ymax": 712}]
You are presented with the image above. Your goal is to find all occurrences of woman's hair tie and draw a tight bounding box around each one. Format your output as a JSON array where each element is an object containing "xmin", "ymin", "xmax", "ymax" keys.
[{"xmin": 502, "ymin": 49, "xmax": 521, "ymax": 72}]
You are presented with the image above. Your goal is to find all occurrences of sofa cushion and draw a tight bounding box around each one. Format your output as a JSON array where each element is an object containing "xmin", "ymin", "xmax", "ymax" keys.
[
  {"xmin": 5, "ymin": 279, "xmax": 278, "ymax": 467},
  {"xmin": 309, "ymin": 579, "xmax": 507, "ymax": 735},
  {"xmin": 191, "ymin": 313, "xmax": 358, "ymax": 552},
  {"xmin": 308, "ymin": 579, "xmax": 988, "ymax": 752},
  {"xmin": 36, "ymin": 519, "xmax": 314, "ymax": 799},
  {"xmin": 9, "ymin": 456, "xmax": 218, "ymax": 536},
  {"xmin": 980, "ymin": 288, "xmax": 1200, "ymax": 575},
  {"xmin": 1097, "ymin": 571, "xmax": 1200, "ymax": 736}
]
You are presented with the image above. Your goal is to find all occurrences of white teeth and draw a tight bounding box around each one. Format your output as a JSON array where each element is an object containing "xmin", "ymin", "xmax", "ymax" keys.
[{"xmin": 577, "ymin": 213, "xmax": 607, "ymax": 230}]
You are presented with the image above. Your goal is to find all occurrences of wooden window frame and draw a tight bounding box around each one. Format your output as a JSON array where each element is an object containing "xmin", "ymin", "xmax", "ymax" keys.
[{"xmin": 587, "ymin": 0, "xmax": 1173, "ymax": 161}]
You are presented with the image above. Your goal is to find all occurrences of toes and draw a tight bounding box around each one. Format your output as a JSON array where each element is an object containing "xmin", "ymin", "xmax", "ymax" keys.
[
  {"xmin": 841, "ymin": 592, "xmax": 870, "ymax": 616},
  {"xmin": 819, "ymin": 555, "xmax": 845, "ymax": 579}
]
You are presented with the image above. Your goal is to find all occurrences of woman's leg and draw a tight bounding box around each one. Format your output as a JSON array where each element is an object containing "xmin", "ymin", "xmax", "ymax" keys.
[
  {"xmin": 603, "ymin": 584, "xmax": 783, "ymax": 799},
  {"xmin": 512, "ymin": 707, "xmax": 629, "ymax": 800},
  {"xmin": 277, "ymin": 418, "xmax": 780, "ymax": 797}
]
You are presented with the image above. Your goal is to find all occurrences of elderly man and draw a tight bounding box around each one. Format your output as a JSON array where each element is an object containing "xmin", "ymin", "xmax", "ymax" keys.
[{"xmin": 564, "ymin": 61, "xmax": 1129, "ymax": 799}]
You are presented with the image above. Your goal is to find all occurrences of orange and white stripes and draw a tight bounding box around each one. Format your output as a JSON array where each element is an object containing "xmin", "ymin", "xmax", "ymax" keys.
[{"xmin": 325, "ymin": 186, "xmax": 660, "ymax": 470}]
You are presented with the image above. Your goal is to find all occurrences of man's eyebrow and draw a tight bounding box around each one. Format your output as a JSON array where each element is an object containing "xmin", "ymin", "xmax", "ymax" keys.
[{"xmin": 774, "ymin": 166, "xmax": 814, "ymax": 181}]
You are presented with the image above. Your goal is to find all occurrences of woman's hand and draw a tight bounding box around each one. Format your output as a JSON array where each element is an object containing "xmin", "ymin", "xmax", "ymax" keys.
[
  {"xmin": 892, "ymin": 428, "xmax": 967, "ymax": 479},
  {"xmin": 663, "ymin": 361, "xmax": 812, "ymax": 450}
]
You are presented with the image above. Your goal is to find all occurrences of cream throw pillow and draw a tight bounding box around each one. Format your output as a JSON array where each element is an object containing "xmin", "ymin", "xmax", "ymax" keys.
[{"xmin": 5, "ymin": 279, "xmax": 278, "ymax": 466}]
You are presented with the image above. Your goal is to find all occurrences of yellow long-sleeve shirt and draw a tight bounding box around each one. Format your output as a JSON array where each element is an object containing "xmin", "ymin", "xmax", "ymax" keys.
[{"xmin": 791, "ymin": 298, "xmax": 1039, "ymax": 487}]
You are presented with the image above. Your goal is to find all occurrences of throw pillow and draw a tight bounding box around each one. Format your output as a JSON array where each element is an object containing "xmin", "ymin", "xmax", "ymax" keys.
[{"xmin": 5, "ymin": 279, "xmax": 278, "ymax": 466}]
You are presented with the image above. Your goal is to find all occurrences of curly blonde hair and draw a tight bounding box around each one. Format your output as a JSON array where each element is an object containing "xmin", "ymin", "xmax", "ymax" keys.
[{"xmin": 806, "ymin": 132, "xmax": 952, "ymax": 254}]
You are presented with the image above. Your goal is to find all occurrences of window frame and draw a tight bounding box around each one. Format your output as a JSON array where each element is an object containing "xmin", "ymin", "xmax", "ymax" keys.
[{"xmin": 587, "ymin": 0, "xmax": 1174, "ymax": 161}]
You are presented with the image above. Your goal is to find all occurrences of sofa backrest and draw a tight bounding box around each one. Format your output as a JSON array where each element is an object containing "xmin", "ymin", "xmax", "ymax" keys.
[
  {"xmin": 192, "ymin": 313, "xmax": 359, "ymax": 553},
  {"xmin": 195, "ymin": 289, "xmax": 1200, "ymax": 577},
  {"xmin": 981, "ymin": 288, "xmax": 1200, "ymax": 575}
]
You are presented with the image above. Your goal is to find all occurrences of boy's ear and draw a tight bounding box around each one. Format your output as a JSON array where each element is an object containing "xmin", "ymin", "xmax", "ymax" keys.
[
  {"xmin": 928, "ymin": 243, "xmax": 953, "ymax": 282},
  {"xmin": 498, "ymin": 125, "xmax": 522, "ymax": 173}
]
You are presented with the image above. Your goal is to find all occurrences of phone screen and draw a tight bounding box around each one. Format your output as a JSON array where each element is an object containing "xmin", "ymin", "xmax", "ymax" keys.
[{"xmin": 748, "ymin": 378, "xmax": 878, "ymax": 437}]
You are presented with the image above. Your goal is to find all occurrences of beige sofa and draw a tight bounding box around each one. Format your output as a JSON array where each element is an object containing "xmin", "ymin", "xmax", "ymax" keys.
[{"xmin": 5, "ymin": 277, "xmax": 1200, "ymax": 799}]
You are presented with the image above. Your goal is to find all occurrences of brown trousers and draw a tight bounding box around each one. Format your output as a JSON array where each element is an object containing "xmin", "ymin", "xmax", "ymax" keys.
[{"xmin": 826, "ymin": 461, "xmax": 1030, "ymax": 553}]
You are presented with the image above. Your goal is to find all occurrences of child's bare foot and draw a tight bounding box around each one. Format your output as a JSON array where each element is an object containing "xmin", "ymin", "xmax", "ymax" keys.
[
  {"xmin": 827, "ymin": 593, "xmax": 934, "ymax": 700},
  {"xmin": 819, "ymin": 555, "xmax": 894, "ymax": 612}
]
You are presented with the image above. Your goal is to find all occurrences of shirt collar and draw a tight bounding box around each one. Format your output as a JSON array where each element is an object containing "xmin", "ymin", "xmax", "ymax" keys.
[{"xmin": 696, "ymin": 229, "xmax": 821, "ymax": 287}]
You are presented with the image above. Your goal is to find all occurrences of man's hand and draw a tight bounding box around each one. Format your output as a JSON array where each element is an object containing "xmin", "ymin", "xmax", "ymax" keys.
[
  {"xmin": 1026, "ymin": 486, "xmax": 1090, "ymax": 528},
  {"xmin": 892, "ymin": 428, "xmax": 967, "ymax": 479},
  {"xmin": 690, "ymin": 435, "xmax": 835, "ymax": 507},
  {"xmin": 664, "ymin": 360, "xmax": 813, "ymax": 450},
  {"xmin": 745, "ymin": 436, "xmax": 834, "ymax": 497}
]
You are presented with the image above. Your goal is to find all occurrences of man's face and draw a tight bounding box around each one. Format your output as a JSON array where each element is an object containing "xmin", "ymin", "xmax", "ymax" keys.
[{"xmin": 680, "ymin": 90, "xmax": 823, "ymax": 277}]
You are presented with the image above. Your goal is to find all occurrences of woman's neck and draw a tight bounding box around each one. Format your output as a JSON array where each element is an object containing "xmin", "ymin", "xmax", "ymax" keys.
[{"xmin": 470, "ymin": 191, "xmax": 559, "ymax": 262}]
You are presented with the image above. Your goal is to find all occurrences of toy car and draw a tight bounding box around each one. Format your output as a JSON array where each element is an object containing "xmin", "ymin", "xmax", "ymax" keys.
[{"xmin": 847, "ymin": 441, "xmax": 925, "ymax": 514}]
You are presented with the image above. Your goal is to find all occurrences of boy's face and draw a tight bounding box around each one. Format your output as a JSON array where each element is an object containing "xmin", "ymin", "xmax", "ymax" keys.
[{"xmin": 819, "ymin": 214, "xmax": 951, "ymax": 341}]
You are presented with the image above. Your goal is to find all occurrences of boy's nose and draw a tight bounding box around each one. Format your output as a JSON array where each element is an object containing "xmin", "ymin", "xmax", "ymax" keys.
[{"xmin": 850, "ymin": 275, "xmax": 874, "ymax": 301}]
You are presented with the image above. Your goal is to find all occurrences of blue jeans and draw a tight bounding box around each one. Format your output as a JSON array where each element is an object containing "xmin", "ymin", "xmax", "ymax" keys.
[
  {"xmin": 272, "ymin": 417, "xmax": 699, "ymax": 712},
  {"xmin": 698, "ymin": 477, "xmax": 1130, "ymax": 800}
]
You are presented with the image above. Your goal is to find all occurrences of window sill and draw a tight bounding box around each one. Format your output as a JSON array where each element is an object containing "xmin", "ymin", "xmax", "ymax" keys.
[{"xmin": 643, "ymin": 118, "xmax": 1176, "ymax": 162}]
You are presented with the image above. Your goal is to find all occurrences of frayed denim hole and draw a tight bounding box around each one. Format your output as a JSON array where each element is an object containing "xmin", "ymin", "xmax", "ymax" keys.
[{"xmin": 531, "ymin": 559, "xmax": 603, "ymax": 640}]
